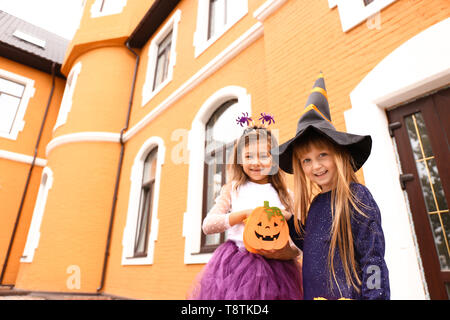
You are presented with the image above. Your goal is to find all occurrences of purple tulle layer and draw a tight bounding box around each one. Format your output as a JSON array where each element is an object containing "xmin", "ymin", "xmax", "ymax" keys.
[{"xmin": 188, "ymin": 240, "xmax": 303, "ymax": 300}]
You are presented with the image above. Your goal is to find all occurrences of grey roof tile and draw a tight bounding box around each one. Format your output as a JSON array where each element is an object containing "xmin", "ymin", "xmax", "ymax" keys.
[{"xmin": 0, "ymin": 10, "xmax": 69, "ymax": 64}]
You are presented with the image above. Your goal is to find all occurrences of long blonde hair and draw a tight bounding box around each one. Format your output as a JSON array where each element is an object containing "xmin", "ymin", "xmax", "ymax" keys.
[
  {"xmin": 227, "ymin": 126, "xmax": 293, "ymax": 213},
  {"xmin": 292, "ymin": 132, "xmax": 368, "ymax": 294}
]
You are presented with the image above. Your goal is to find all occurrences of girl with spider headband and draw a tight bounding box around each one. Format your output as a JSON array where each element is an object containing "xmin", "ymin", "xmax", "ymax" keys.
[{"xmin": 188, "ymin": 113, "xmax": 303, "ymax": 300}]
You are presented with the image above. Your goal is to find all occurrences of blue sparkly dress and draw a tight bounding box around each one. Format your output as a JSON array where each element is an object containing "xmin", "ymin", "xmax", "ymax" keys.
[{"xmin": 287, "ymin": 183, "xmax": 390, "ymax": 300}]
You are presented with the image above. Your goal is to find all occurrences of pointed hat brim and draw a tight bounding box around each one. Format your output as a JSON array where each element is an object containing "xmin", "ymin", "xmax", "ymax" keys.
[
  {"xmin": 274, "ymin": 125, "xmax": 372, "ymax": 174},
  {"xmin": 274, "ymin": 72, "xmax": 372, "ymax": 174}
]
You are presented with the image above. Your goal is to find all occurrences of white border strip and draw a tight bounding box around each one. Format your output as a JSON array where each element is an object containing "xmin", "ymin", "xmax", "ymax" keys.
[
  {"xmin": 123, "ymin": 22, "xmax": 264, "ymax": 142},
  {"xmin": 46, "ymin": 132, "xmax": 120, "ymax": 156},
  {"xmin": 43, "ymin": 22, "xmax": 264, "ymax": 155},
  {"xmin": 0, "ymin": 149, "xmax": 47, "ymax": 167},
  {"xmin": 253, "ymin": 0, "xmax": 288, "ymax": 21},
  {"xmin": 344, "ymin": 18, "xmax": 450, "ymax": 299}
]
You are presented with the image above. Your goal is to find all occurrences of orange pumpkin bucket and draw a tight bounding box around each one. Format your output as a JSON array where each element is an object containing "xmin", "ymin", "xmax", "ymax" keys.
[{"xmin": 243, "ymin": 201, "xmax": 289, "ymax": 253}]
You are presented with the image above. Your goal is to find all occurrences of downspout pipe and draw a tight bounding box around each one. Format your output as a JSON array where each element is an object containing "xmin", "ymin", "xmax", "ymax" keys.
[
  {"xmin": 0, "ymin": 62, "xmax": 57, "ymax": 285},
  {"xmin": 97, "ymin": 42, "xmax": 139, "ymax": 292}
]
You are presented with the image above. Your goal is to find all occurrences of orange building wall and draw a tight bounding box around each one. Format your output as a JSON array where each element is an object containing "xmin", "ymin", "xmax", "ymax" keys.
[
  {"xmin": 15, "ymin": 142, "xmax": 121, "ymax": 292},
  {"xmin": 103, "ymin": 34, "xmax": 269, "ymax": 299},
  {"xmin": 0, "ymin": 57, "xmax": 65, "ymax": 284},
  {"xmin": 102, "ymin": 0, "xmax": 449, "ymax": 299},
  {"xmin": 8, "ymin": 0, "xmax": 450, "ymax": 298},
  {"xmin": 14, "ymin": 44, "xmax": 137, "ymax": 292}
]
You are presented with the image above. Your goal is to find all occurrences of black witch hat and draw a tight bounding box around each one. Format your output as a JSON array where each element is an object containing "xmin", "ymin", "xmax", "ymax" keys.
[{"xmin": 275, "ymin": 72, "xmax": 372, "ymax": 174}]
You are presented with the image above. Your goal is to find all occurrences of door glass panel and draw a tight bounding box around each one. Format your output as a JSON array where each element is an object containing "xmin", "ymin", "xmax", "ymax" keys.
[{"xmin": 405, "ymin": 112, "xmax": 450, "ymax": 270}]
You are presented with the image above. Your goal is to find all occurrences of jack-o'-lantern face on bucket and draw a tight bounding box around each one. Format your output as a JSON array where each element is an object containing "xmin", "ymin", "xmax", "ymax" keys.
[{"xmin": 243, "ymin": 201, "xmax": 289, "ymax": 252}]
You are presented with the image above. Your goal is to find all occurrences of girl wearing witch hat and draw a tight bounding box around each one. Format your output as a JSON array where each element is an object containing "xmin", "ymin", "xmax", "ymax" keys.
[{"xmin": 275, "ymin": 72, "xmax": 390, "ymax": 299}]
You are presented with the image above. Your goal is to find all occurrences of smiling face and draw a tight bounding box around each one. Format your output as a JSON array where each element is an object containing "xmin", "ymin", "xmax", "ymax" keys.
[
  {"xmin": 240, "ymin": 141, "xmax": 272, "ymax": 184},
  {"xmin": 243, "ymin": 201, "xmax": 289, "ymax": 252},
  {"xmin": 299, "ymin": 144, "xmax": 337, "ymax": 192}
]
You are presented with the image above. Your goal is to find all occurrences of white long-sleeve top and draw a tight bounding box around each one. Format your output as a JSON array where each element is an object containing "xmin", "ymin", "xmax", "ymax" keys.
[{"xmin": 202, "ymin": 181, "xmax": 286, "ymax": 248}]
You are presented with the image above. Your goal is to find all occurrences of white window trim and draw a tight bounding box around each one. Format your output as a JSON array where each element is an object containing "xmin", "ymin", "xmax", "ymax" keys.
[
  {"xmin": 193, "ymin": 0, "xmax": 248, "ymax": 58},
  {"xmin": 142, "ymin": 9, "xmax": 181, "ymax": 107},
  {"xmin": 122, "ymin": 136, "xmax": 166, "ymax": 265},
  {"xmin": 21, "ymin": 167, "xmax": 53, "ymax": 263},
  {"xmin": 335, "ymin": 0, "xmax": 397, "ymax": 32},
  {"xmin": 0, "ymin": 69, "xmax": 35, "ymax": 141},
  {"xmin": 90, "ymin": 0, "xmax": 127, "ymax": 18},
  {"xmin": 344, "ymin": 18, "xmax": 450, "ymax": 299},
  {"xmin": 54, "ymin": 62, "xmax": 82, "ymax": 131},
  {"xmin": 182, "ymin": 86, "xmax": 251, "ymax": 264}
]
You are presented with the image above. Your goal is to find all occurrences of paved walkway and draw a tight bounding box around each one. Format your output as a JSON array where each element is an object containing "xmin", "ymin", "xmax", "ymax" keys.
[{"xmin": 0, "ymin": 286, "xmax": 118, "ymax": 300}]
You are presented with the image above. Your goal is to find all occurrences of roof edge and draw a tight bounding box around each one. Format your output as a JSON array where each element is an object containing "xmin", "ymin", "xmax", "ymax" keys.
[
  {"xmin": 0, "ymin": 41, "xmax": 65, "ymax": 78},
  {"xmin": 127, "ymin": 0, "xmax": 181, "ymax": 48}
]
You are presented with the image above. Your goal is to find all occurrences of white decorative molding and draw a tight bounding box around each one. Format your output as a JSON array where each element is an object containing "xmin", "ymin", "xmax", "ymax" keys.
[
  {"xmin": 46, "ymin": 131, "xmax": 120, "ymax": 156},
  {"xmin": 183, "ymin": 86, "xmax": 251, "ymax": 264},
  {"xmin": 53, "ymin": 62, "xmax": 82, "ymax": 131},
  {"xmin": 0, "ymin": 68, "xmax": 35, "ymax": 141},
  {"xmin": 253, "ymin": 0, "xmax": 288, "ymax": 21},
  {"xmin": 90, "ymin": 0, "xmax": 127, "ymax": 18},
  {"xmin": 344, "ymin": 18, "xmax": 450, "ymax": 299},
  {"xmin": 0, "ymin": 149, "xmax": 47, "ymax": 167},
  {"xmin": 122, "ymin": 136, "xmax": 166, "ymax": 265},
  {"xmin": 142, "ymin": 9, "xmax": 182, "ymax": 107},
  {"xmin": 335, "ymin": 0, "xmax": 398, "ymax": 32},
  {"xmin": 21, "ymin": 166, "xmax": 53, "ymax": 263},
  {"xmin": 193, "ymin": 0, "xmax": 248, "ymax": 58},
  {"xmin": 124, "ymin": 22, "xmax": 263, "ymax": 142}
]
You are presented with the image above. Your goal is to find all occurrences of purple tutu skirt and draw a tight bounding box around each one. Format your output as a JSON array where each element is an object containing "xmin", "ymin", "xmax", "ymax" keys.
[{"xmin": 188, "ymin": 240, "xmax": 303, "ymax": 300}]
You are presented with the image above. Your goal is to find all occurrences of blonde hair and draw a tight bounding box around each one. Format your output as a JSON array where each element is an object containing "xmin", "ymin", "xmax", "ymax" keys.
[
  {"xmin": 292, "ymin": 132, "xmax": 368, "ymax": 294},
  {"xmin": 227, "ymin": 126, "xmax": 293, "ymax": 213}
]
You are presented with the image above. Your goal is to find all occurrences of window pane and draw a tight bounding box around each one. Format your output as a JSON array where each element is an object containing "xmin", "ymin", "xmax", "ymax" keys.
[
  {"xmin": 143, "ymin": 148, "xmax": 158, "ymax": 184},
  {"xmin": 0, "ymin": 93, "xmax": 21, "ymax": 134},
  {"xmin": 134, "ymin": 182, "xmax": 154, "ymax": 256},
  {"xmin": 202, "ymin": 99, "xmax": 244, "ymax": 249},
  {"xmin": 158, "ymin": 31, "xmax": 172, "ymax": 55},
  {"xmin": 204, "ymin": 154, "xmax": 224, "ymax": 247},
  {"xmin": 153, "ymin": 32, "xmax": 172, "ymax": 91},
  {"xmin": 100, "ymin": 0, "xmax": 119, "ymax": 12},
  {"xmin": 153, "ymin": 53, "xmax": 167, "ymax": 90},
  {"xmin": 205, "ymin": 99, "xmax": 245, "ymax": 146},
  {"xmin": 208, "ymin": 0, "xmax": 226, "ymax": 39},
  {"xmin": 405, "ymin": 112, "xmax": 450, "ymax": 271},
  {"xmin": 0, "ymin": 77, "xmax": 25, "ymax": 97},
  {"xmin": 429, "ymin": 213, "xmax": 450, "ymax": 270},
  {"xmin": 135, "ymin": 148, "xmax": 158, "ymax": 256},
  {"xmin": 446, "ymin": 283, "xmax": 450, "ymax": 299}
]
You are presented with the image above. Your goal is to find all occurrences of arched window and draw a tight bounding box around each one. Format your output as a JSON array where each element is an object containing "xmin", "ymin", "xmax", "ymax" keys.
[
  {"xmin": 21, "ymin": 167, "xmax": 53, "ymax": 263},
  {"xmin": 183, "ymin": 86, "xmax": 251, "ymax": 264},
  {"xmin": 201, "ymin": 99, "xmax": 240, "ymax": 252},
  {"xmin": 134, "ymin": 147, "xmax": 158, "ymax": 257},
  {"xmin": 54, "ymin": 61, "xmax": 82, "ymax": 130},
  {"xmin": 122, "ymin": 137, "xmax": 165, "ymax": 265}
]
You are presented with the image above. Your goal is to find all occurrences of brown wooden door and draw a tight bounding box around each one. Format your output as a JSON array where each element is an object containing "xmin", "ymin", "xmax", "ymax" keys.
[{"xmin": 387, "ymin": 87, "xmax": 450, "ymax": 299}]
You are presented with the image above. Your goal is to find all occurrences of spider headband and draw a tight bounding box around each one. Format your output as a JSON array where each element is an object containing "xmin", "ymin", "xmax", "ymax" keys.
[{"xmin": 236, "ymin": 112, "xmax": 275, "ymax": 128}]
